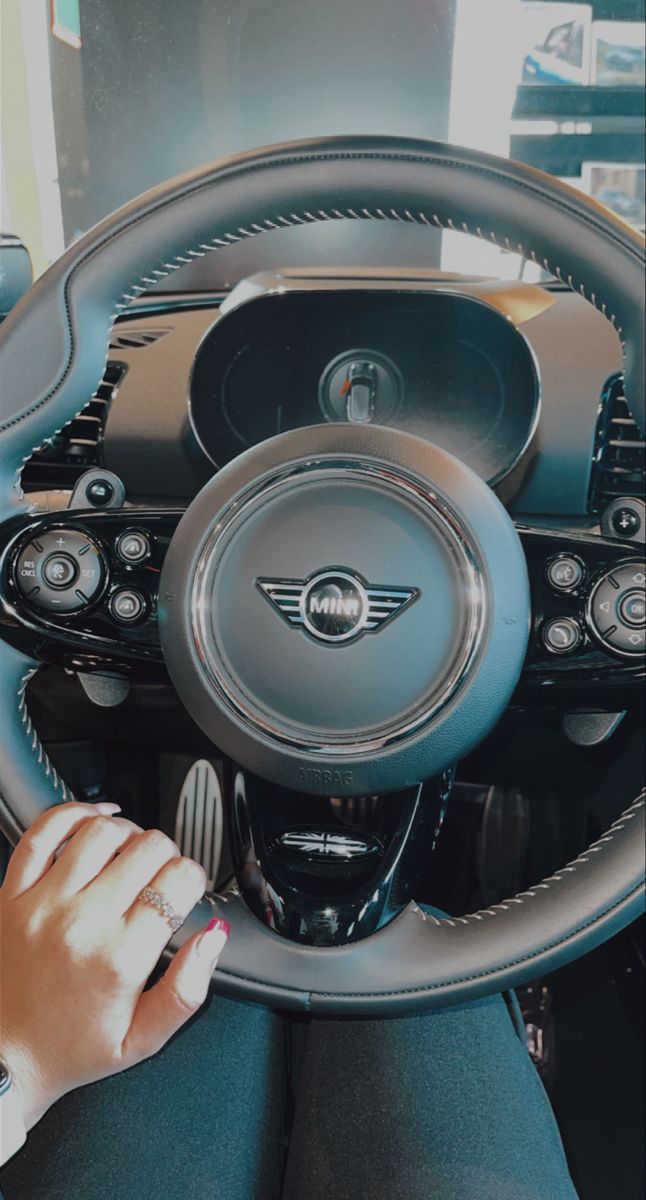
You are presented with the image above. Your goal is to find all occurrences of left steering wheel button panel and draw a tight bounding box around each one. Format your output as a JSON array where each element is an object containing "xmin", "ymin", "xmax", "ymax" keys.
[{"xmin": 15, "ymin": 529, "xmax": 105, "ymax": 613}]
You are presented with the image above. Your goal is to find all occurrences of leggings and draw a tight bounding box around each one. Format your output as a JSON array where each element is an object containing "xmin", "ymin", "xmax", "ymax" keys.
[{"xmin": 1, "ymin": 990, "xmax": 578, "ymax": 1200}]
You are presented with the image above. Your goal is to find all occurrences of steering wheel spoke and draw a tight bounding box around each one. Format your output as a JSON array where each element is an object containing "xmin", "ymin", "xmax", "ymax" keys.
[
  {"xmin": 517, "ymin": 524, "xmax": 645, "ymax": 698},
  {"xmin": 0, "ymin": 507, "xmax": 183, "ymax": 676}
]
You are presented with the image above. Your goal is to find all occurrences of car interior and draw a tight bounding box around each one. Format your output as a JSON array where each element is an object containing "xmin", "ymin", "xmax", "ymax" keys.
[{"xmin": 0, "ymin": 2, "xmax": 645, "ymax": 1198}]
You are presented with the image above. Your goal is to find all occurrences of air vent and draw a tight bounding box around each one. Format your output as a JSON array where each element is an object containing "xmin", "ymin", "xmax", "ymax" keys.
[
  {"xmin": 21, "ymin": 362, "xmax": 125, "ymax": 493},
  {"xmin": 589, "ymin": 373, "xmax": 646, "ymax": 513},
  {"xmin": 109, "ymin": 327, "xmax": 169, "ymax": 350}
]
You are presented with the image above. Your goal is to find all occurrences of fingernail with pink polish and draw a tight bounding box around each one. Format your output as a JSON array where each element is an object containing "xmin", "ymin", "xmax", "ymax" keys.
[
  {"xmin": 94, "ymin": 802, "xmax": 122, "ymax": 815},
  {"xmin": 197, "ymin": 917, "xmax": 230, "ymax": 960},
  {"xmin": 207, "ymin": 917, "xmax": 231, "ymax": 937}
]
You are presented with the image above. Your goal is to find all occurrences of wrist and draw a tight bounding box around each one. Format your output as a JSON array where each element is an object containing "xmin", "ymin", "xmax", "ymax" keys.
[
  {"xmin": 0, "ymin": 1040, "xmax": 54, "ymax": 1132},
  {"xmin": 0, "ymin": 1059, "xmax": 27, "ymax": 1165}
]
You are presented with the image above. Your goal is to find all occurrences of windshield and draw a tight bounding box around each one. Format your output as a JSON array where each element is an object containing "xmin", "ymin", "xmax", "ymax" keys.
[{"xmin": 2, "ymin": 0, "xmax": 644, "ymax": 291}]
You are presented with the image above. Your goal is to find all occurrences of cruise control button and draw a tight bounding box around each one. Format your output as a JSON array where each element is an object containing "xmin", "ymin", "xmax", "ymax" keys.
[
  {"xmin": 116, "ymin": 531, "xmax": 150, "ymax": 564},
  {"xmin": 619, "ymin": 590, "xmax": 646, "ymax": 628},
  {"xmin": 109, "ymin": 589, "xmax": 145, "ymax": 623},
  {"xmin": 542, "ymin": 617, "xmax": 582, "ymax": 655},
  {"xmin": 15, "ymin": 528, "xmax": 105, "ymax": 613},
  {"xmin": 546, "ymin": 555, "xmax": 584, "ymax": 592},
  {"xmin": 42, "ymin": 553, "xmax": 78, "ymax": 589}
]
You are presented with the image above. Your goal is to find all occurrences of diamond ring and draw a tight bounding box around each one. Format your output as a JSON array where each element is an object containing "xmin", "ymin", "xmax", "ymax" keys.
[{"xmin": 138, "ymin": 886, "xmax": 185, "ymax": 933}]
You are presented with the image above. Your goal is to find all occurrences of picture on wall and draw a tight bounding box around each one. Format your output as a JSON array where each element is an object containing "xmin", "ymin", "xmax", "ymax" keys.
[
  {"xmin": 592, "ymin": 21, "xmax": 645, "ymax": 87},
  {"xmin": 582, "ymin": 162, "xmax": 645, "ymax": 231},
  {"xmin": 520, "ymin": 3, "xmax": 592, "ymax": 86}
]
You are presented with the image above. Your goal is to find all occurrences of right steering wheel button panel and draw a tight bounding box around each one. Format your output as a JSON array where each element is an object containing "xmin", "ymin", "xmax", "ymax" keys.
[{"xmin": 588, "ymin": 562, "xmax": 646, "ymax": 656}]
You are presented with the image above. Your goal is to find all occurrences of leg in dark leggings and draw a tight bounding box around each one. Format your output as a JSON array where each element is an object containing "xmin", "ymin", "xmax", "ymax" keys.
[
  {"xmin": 2, "ymin": 993, "xmax": 578, "ymax": 1200},
  {"xmin": 283, "ymin": 993, "xmax": 578, "ymax": 1200},
  {"xmin": 0, "ymin": 994, "xmax": 286, "ymax": 1200}
]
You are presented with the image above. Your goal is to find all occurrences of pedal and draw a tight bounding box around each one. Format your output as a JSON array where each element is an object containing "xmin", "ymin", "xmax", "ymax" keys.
[
  {"xmin": 476, "ymin": 786, "xmax": 531, "ymax": 906},
  {"xmin": 174, "ymin": 759, "xmax": 223, "ymax": 889}
]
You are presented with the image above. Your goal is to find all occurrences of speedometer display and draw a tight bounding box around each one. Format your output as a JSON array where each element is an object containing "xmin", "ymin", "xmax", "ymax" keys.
[{"xmin": 190, "ymin": 288, "xmax": 540, "ymax": 484}]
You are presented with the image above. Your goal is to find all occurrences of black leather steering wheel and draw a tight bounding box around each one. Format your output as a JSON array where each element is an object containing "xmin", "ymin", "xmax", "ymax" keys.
[{"xmin": 0, "ymin": 136, "xmax": 644, "ymax": 1014}]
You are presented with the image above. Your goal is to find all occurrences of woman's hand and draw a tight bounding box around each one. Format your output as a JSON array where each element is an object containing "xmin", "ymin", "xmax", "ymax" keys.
[{"xmin": 0, "ymin": 802, "xmax": 229, "ymax": 1131}]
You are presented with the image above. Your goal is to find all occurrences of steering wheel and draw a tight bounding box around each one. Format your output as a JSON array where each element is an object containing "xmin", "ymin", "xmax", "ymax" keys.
[{"xmin": 0, "ymin": 137, "xmax": 644, "ymax": 1015}]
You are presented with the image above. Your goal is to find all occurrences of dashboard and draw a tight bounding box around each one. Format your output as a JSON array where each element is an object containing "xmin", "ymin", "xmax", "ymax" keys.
[
  {"xmin": 22, "ymin": 266, "xmax": 636, "ymax": 524},
  {"xmin": 88, "ymin": 268, "xmax": 626, "ymax": 519}
]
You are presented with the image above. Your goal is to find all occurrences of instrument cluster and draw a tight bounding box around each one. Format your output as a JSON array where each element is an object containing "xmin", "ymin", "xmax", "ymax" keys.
[{"xmin": 189, "ymin": 286, "xmax": 541, "ymax": 486}]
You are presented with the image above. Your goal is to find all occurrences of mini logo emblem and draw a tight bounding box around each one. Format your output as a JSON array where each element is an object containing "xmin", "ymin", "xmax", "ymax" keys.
[{"xmin": 257, "ymin": 569, "xmax": 419, "ymax": 644}]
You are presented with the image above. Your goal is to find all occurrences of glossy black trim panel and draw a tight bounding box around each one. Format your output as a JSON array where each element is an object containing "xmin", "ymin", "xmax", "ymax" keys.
[
  {"xmin": 230, "ymin": 768, "xmax": 452, "ymax": 946},
  {"xmin": 0, "ymin": 509, "xmax": 183, "ymax": 676},
  {"xmin": 517, "ymin": 525, "xmax": 645, "ymax": 698}
]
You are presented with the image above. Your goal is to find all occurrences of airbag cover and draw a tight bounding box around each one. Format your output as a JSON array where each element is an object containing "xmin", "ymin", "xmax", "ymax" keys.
[{"xmin": 159, "ymin": 425, "xmax": 530, "ymax": 795}]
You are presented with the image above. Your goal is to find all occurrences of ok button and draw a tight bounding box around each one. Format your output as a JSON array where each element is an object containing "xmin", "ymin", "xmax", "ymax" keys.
[
  {"xmin": 619, "ymin": 590, "xmax": 646, "ymax": 628},
  {"xmin": 42, "ymin": 553, "xmax": 78, "ymax": 589}
]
